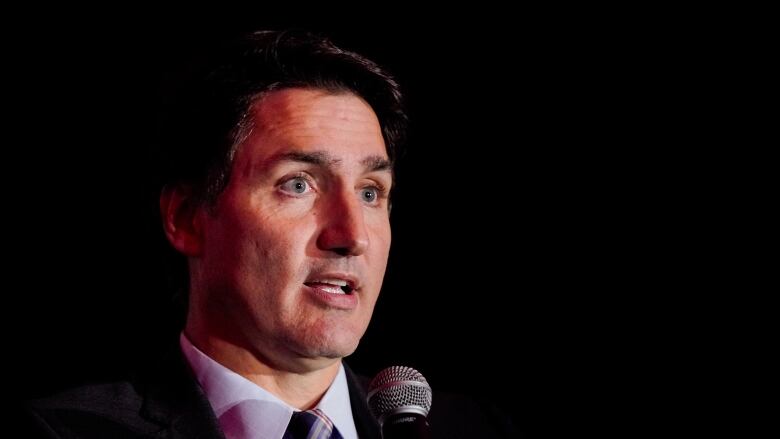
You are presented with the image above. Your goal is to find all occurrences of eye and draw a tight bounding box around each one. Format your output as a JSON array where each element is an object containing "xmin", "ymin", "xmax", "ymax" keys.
[
  {"xmin": 280, "ymin": 177, "xmax": 311, "ymax": 195},
  {"xmin": 361, "ymin": 187, "xmax": 379, "ymax": 203}
]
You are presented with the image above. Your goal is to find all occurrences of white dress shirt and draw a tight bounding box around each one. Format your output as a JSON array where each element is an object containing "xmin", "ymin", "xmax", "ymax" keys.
[{"xmin": 180, "ymin": 333, "xmax": 358, "ymax": 439}]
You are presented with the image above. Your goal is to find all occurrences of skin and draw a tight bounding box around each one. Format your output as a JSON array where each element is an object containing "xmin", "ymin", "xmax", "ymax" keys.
[{"xmin": 161, "ymin": 88, "xmax": 392, "ymax": 409}]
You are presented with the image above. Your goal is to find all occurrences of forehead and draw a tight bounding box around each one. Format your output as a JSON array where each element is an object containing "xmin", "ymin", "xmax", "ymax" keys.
[{"xmin": 241, "ymin": 88, "xmax": 387, "ymax": 160}]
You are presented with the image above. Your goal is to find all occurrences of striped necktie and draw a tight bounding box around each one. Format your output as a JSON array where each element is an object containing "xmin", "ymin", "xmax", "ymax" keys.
[{"xmin": 283, "ymin": 408, "xmax": 343, "ymax": 439}]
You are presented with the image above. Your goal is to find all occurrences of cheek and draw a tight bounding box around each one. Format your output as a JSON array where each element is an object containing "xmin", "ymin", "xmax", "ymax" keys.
[
  {"xmin": 371, "ymin": 221, "xmax": 392, "ymax": 259},
  {"xmin": 247, "ymin": 220, "xmax": 310, "ymax": 279},
  {"xmin": 262, "ymin": 210, "xmax": 315, "ymax": 244}
]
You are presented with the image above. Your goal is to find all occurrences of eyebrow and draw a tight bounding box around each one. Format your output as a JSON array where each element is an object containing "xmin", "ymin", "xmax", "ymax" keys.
[
  {"xmin": 273, "ymin": 151, "xmax": 340, "ymax": 167},
  {"xmin": 270, "ymin": 151, "xmax": 392, "ymax": 173},
  {"xmin": 361, "ymin": 155, "xmax": 392, "ymax": 173}
]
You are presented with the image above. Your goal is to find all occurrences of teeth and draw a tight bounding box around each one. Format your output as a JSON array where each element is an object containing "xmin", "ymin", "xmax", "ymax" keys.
[
  {"xmin": 312, "ymin": 279, "xmax": 348, "ymax": 287},
  {"xmin": 318, "ymin": 285, "xmax": 346, "ymax": 294},
  {"xmin": 305, "ymin": 279, "xmax": 352, "ymax": 295}
]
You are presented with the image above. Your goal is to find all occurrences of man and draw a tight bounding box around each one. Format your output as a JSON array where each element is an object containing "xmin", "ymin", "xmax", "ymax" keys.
[{"xmin": 27, "ymin": 30, "xmax": 516, "ymax": 438}]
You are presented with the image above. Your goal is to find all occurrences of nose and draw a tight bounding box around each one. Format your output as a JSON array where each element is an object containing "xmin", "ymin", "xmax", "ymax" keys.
[{"xmin": 316, "ymin": 189, "xmax": 369, "ymax": 256}]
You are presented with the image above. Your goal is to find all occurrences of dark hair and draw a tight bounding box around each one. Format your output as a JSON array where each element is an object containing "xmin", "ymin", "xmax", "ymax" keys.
[{"xmin": 158, "ymin": 29, "xmax": 407, "ymax": 205}]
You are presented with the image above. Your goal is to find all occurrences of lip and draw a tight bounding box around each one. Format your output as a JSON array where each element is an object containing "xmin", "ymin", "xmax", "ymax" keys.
[
  {"xmin": 304, "ymin": 272, "xmax": 360, "ymax": 291},
  {"xmin": 303, "ymin": 272, "xmax": 361, "ymax": 310},
  {"xmin": 303, "ymin": 283, "xmax": 358, "ymax": 310}
]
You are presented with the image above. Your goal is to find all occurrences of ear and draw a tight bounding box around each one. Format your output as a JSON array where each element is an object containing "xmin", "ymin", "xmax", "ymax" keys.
[{"xmin": 160, "ymin": 184, "xmax": 205, "ymax": 257}]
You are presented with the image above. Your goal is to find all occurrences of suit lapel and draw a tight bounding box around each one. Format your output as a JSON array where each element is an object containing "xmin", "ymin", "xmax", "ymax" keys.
[
  {"xmin": 135, "ymin": 347, "xmax": 380, "ymax": 439},
  {"xmin": 344, "ymin": 364, "xmax": 382, "ymax": 439},
  {"xmin": 138, "ymin": 348, "xmax": 225, "ymax": 439}
]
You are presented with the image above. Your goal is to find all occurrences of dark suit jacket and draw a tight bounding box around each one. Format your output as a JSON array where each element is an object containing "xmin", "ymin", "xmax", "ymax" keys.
[{"xmin": 26, "ymin": 350, "xmax": 517, "ymax": 438}]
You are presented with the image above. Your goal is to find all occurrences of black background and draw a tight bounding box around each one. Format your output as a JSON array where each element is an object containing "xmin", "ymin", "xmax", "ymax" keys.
[{"xmin": 6, "ymin": 8, "xmax": 736, "ymax": 438}]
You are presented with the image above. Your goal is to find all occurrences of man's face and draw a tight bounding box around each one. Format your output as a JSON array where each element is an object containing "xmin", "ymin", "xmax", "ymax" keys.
[{"xmin": 192, "ymin": 88, "xmax": 392, "ymax": 371}]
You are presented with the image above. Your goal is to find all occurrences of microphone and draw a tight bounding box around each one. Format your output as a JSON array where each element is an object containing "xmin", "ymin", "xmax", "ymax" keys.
[{"xmin": 367, "ymin": 366, "xmax": 432, "ymax": 439}]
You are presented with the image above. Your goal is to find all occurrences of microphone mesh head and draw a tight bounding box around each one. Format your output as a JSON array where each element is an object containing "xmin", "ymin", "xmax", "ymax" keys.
[{"xmin": 367, "ymin": 366, "xmax": 432, "ymax": 423}]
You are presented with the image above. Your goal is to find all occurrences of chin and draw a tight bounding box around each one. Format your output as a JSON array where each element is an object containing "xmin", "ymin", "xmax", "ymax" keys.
[
  {"xmin": 291, "ymin": 331, "xmax": 361, "ymax": 361},
  {"xmin": 278, "ymin": 316, "xmax": 369, "ymax": 364},
  {"xmin": 311, "ymin": 337, "xmax": 360, "ymax": 359}
]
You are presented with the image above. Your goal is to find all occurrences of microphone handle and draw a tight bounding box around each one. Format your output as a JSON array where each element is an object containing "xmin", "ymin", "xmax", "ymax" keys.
[{"xmin": 382, "ymin": 412, "xmax": 431, "ymax": 439}]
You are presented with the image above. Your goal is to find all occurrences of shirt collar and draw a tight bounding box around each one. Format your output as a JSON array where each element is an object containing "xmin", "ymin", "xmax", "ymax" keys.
[{"xmin": 180, "ymin": 333, "xmax": 357, "ymax": 439}]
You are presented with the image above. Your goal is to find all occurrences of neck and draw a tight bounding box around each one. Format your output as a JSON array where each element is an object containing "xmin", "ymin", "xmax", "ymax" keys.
[{"xmin": 184, "ymin": 326, "xmax": 341, "ymax": 410}]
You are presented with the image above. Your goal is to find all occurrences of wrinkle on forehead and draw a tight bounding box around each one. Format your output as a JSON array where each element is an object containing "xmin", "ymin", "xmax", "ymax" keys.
[{"xmin": 234, "ymin": 88, "xmax": 388, "ymax": 180}]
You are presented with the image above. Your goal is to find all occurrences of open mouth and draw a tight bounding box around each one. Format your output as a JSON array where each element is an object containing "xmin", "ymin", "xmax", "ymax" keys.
[{"xmin": 304, "ymin": 279, "xmax": 355, "ymax": 295}]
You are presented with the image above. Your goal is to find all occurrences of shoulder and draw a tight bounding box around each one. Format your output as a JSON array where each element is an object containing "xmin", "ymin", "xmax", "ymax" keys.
[
  {"xmin": 25, "ymin": 380, "xmax": 162, "ymax": 438},
  {"xmin": 23, "ymin": 347, "xmax": 225, "ymax": 439},
  {"xmin": 30, "ymin": 380, "xmax": 144, "ymax": 413}
]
